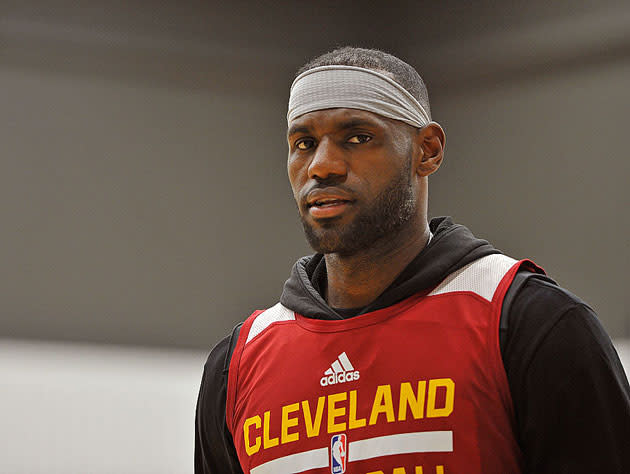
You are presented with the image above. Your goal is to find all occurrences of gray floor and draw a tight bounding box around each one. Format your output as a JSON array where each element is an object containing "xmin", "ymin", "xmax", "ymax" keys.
[{"xmin": 1, "ymin": 338, "xmax": 629, "ymax": 474}]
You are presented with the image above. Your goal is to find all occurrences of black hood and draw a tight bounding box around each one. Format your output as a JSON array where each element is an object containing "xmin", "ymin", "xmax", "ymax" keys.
[{"xmin": 280, "ymin": 216, "xmax": 501, "ymax": 320}]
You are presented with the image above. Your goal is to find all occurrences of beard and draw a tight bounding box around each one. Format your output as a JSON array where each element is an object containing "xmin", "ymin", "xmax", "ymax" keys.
[{"xmin": 300, "ymin": 158, "xmax": 416, "ymax": 256}]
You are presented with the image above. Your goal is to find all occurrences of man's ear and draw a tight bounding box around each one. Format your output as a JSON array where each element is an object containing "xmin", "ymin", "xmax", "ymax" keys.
[{"xmin": 416, "ymin": 122, "xmax": 445, "ymax": 177}]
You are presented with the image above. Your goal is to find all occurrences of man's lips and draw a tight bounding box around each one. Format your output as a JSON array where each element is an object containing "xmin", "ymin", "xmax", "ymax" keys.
[
  {"xmin": 308, "ymin": 199, "xmax": 352, "ymax": 219},
  {"xmin": 305, "ymin": 189, "xmax": 354, "ymax": 219}
]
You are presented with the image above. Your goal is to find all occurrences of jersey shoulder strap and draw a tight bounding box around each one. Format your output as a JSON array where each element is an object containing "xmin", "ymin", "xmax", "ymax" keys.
[{"xmin": 224, "ymin": 308, "xmax": 267, "ymax": 434}]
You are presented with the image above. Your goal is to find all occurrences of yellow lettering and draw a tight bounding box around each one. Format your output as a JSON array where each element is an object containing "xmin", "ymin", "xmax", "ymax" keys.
[
  {"xmin": 416, "ymin": 468, "xmax": 424, "ymax": 474},
  {"xmin": 393, "ymin": 469, "xmax": 407, "ymax": 474},
  {"xmin": 263, "ymin": 410, "xmax": 279, "ymax": 448},
  {"xmin": 365, "ymin": 472, "xmax": 384, "ymax": 474},
  {"xmin": 369, "ymin": 384, "xmax": 395, "ymax": 425},
  {"xmin": 328, "ymin": 392, "xmax": 347, "ymax": 433},
  {"xmin": 427, "ymin": 378, "xmax": 455, "ymax": 418},
  {"xmin": 436, "ymin": 467, "xmax": 444, "ymax": 474},
  {"xmin": 302, "ymin": 397, "xmax": 325, "ymax": 438},
  {"xmin": 281, "ymin": 402, "xmax": 299, "ymax": 444},
  {"xmin": 398, "ymin": 380, "xmax": 426, "ymax": 421},
  {"xmin": 243, "ymin": 415, "xmax": 261, "ymax": 456},
  {"xmin": 348, "ymin": 390, "xmax": 366, "ymax": 429}
]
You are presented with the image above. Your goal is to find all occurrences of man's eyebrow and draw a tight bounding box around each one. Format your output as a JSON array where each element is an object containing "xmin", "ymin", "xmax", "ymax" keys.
[
  {"xmin": 287, "ymin": 118, "xmax": 379, "ymax": 138},
  {"xmin": 287, "ymin": 125, "xmax": 310, "ymax": 138}
]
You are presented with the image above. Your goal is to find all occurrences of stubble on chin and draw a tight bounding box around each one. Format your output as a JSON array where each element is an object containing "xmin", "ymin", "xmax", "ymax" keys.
[
  {"xmin": 301, "ymin": 217, "xmax": 350, "ymax": 255},
  {"xmin": 299, "ymin": 160, "xmax": 416, "ymax": 256}
]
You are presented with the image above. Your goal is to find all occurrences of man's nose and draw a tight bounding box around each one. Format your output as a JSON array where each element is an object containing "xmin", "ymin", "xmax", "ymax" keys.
[{"xmin": 308, "ymin": 137, "xmax": 348, "ymax": 182}]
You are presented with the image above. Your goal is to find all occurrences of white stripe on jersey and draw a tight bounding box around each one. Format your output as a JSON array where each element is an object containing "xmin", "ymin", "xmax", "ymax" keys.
[{"xmin": 249, "ymin": 430, "xmax": 453, "ymax": 473}]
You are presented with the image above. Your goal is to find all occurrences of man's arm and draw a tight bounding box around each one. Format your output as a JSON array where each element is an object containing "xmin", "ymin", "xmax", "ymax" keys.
[
  {"xmin": 504, "ymin": 278, "xmax": 630, "ymax": 473},
  {"xmin": 194, "ymin": 335, "xmax": 244, "ymax": 474}
]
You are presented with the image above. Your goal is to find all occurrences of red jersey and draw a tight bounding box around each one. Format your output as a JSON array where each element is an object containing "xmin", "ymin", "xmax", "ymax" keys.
[{"xmin": 226, "ymin": 254, "xmax": 536, "ymax": 474}]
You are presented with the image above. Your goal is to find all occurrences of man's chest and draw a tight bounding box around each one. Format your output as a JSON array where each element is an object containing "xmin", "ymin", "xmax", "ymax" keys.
[{"xmin": 229, "ymin": 295, "xmax": 517, "ymax": 474}]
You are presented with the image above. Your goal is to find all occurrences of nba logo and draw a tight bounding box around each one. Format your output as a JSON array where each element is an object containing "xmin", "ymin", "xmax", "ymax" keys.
[{"xmin": 330, "ymin": 434, "xmax": 347, "ymax": 473}]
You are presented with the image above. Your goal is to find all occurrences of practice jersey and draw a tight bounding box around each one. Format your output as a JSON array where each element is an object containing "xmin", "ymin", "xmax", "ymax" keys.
[{"xmin": 225, "ymin": 254, "xmax": 539, "ymax": 474}]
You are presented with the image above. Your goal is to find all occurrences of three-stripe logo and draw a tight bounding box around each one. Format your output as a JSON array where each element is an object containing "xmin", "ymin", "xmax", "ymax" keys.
[{"xmin": 320, "ymin": 352, "xmax": 360, "ymax": 387}]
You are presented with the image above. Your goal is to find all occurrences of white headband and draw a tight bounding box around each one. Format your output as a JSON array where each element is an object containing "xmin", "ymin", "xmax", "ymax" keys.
[{"xmin": 287, "ymin": 65, "xmax": 431, "ymax": 128}]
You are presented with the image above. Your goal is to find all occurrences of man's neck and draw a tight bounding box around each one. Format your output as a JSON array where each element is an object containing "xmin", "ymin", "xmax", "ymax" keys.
[{"xmin": 324, "ymin": 223, "xmax": 431, "ymax": 309}]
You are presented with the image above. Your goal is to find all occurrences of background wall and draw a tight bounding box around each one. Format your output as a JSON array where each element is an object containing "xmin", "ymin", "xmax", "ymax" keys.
[
  {"xmin": 2, "ymin": 1, "xmax": 629, "ymax": 346},
  {"xmin": 1, "ymin": 1, "xmax": 629, "ymax": 472}
]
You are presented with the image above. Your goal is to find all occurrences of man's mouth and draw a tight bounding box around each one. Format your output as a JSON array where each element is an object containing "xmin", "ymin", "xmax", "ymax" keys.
[
  {"xmin": 304, "ymin": 187, "xmax": 355, "ymax": 219},
  {"xmin": 310, "ymin": 198, "xmax": 350, "ymax": 208},
  {"xmin": 308, "ymin": 198, "xmax": 352, "ymax": 219}
]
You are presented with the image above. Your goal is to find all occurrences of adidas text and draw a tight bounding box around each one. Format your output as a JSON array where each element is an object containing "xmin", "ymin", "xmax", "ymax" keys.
[{"xmin": 320, "ymin": 370, "xmax": 360, "ymax": 387}]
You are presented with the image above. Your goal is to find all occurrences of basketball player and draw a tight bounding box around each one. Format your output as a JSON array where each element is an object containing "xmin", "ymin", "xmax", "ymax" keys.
[{"xmin": 195, "ymin": 47, "xmax": 630, "ymax": 473}]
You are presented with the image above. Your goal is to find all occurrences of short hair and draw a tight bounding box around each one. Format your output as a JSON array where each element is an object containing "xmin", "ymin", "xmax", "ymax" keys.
[{"xmin": 296, "ymin": 46, "xmax": 431, "ymax": 120}]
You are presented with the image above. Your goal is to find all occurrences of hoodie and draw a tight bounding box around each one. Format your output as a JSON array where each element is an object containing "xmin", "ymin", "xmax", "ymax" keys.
[{"xmin": 281, "ymin": 216, "xmax": 500, "ymax": 321}]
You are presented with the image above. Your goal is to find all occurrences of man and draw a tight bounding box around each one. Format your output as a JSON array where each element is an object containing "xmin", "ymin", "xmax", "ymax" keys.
[{"xmin": 195, "ymin": 47, "xmax": 630, "ymax": 473}]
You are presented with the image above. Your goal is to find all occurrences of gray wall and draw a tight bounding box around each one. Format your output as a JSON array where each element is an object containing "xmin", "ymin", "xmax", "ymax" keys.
[{"xmin": 1, "ymin": 1, "xmax": 629, "ymax": 348}]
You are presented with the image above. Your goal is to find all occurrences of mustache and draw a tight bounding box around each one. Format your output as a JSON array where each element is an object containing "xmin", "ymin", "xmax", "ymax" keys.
[{"xmin": 301, "ymin": 173, "xmax": 351, "ymax": 194}]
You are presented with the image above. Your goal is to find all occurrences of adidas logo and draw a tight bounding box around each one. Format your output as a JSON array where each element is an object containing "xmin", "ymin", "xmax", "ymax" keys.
[{"xmin": 320, "ymin": 352, "xmax": 360, "ymax": 387}]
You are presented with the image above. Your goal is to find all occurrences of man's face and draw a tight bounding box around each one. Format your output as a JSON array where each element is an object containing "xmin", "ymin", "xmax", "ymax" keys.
[{"xmin": 287, "ymin": 108, "xmax": 418, "ymax": 256}]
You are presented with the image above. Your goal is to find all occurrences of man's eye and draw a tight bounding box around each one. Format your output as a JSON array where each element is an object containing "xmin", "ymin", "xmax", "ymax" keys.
[
  {"xmin": 296, "ymin": 139, "xmax": 315, "ymax": 150},
  {"xmin": 347, "ymin": 134, "xmax": 372, "ymax": 144}
]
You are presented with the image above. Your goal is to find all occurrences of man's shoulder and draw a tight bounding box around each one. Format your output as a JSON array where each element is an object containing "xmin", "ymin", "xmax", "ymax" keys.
[
  {"xmin": 204, "ymin": 303, "xmax": 292, "ymax": 376},
  {"xmin": 512, "ymin": 273, "xmax": 593, "ymax": 322},
  {"xmin": 203, "ymin": 320, "xmax": 247, "ymax": 380},
  {"xmin": 203, "ymin": 332, "xmax": 232, "ymax": 379},
  {"xmin": 504, "ymin": 271, "xmax": 615, "ymax": 377}
]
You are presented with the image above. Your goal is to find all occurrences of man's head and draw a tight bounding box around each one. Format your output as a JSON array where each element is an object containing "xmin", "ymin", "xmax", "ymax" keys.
[
  {"xmin": 287, "ymin": 47, "xmax": 445, "ymax": 256},
  {"xmin": 296, "ymin": 46, "xmax": 431, "ymax": 121}
]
